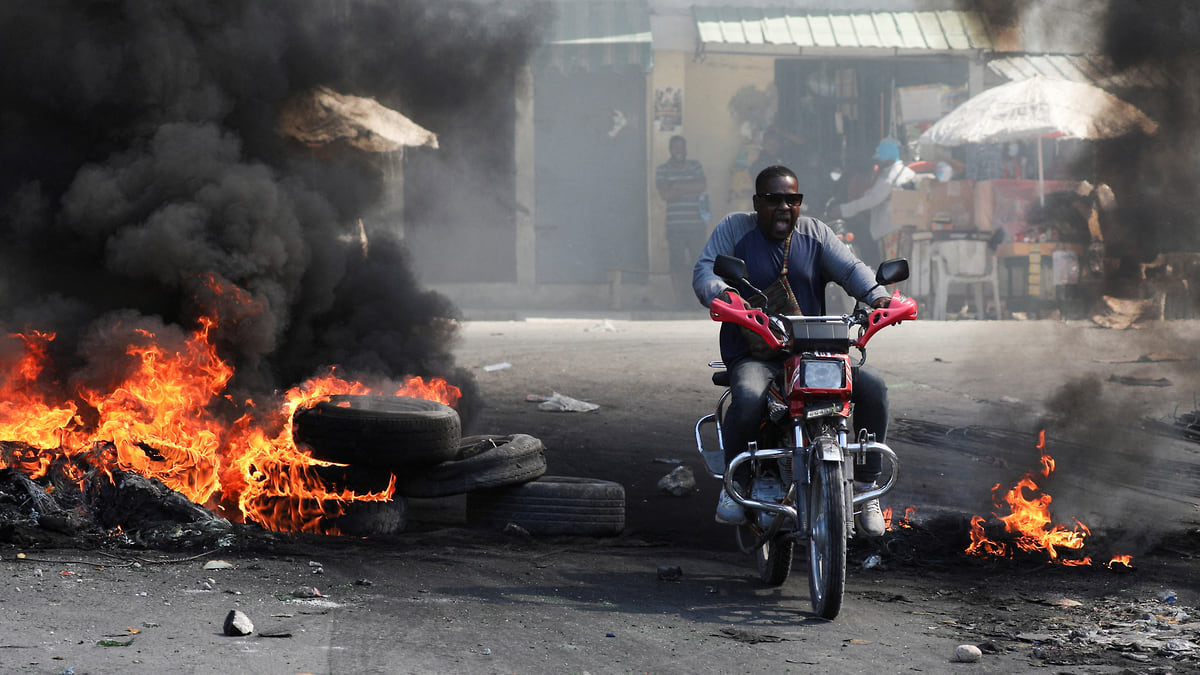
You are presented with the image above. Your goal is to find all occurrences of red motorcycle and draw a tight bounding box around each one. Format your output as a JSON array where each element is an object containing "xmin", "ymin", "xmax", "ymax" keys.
[{"xmin": 694, "ymin": 255, "xmax": 917, "ymax": 619}]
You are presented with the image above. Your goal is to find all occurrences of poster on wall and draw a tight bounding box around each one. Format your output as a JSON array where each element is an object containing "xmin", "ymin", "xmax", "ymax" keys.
[{"xmin": 654, "ymin": 86, "xmax": 682, "ymax": 132}]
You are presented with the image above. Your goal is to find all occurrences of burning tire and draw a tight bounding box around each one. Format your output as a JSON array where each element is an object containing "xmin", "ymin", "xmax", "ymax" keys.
[
  {"xmin": 293, "ymin": 395, "xmax": 461, "ymax": 468},
  {"xmin": 329, "ymin": 497, "xmax": 408, "ymax": 536},
  {"xmin": 394, "ymin": 433, "xmax": 547, "ymax": 498},
  {"xmin": 312, "ymin": 434, "xmax": 525, "ymax": 496},
  {"xmin": 465, "ymin": 475, "xmax": 626, "ymax": 536}
]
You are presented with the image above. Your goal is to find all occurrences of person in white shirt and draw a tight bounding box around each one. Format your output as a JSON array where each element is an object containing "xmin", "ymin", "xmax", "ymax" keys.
[{"xmin": 833, "ymin": 139, "xmax": 917, "ymax": 261}]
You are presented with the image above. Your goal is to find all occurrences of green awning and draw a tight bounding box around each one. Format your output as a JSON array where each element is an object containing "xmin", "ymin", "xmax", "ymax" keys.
[{"xmin": 694, "ymin": 7, "xmax": 994, "ymax": 56}]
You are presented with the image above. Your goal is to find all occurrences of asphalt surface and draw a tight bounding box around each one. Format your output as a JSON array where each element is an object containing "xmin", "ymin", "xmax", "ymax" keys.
[{"xmin": 3, "ymin": 314, "xmax": 1199, "ymax": 674}]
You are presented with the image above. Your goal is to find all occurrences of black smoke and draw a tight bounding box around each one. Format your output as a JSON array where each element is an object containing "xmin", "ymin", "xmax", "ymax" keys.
[
  {"xmin": 948, "ymin": 2, "xmax": 1200, "ymax": 554},
  {"xmin": 1097, "ymin": 0, "xmax": 1200, "ymax": 263},
  {"xmin": 0, "ymin": 0, "xmax": 550, "ymax": 423},
  {"xmin": 967, "ymin": 0, "xmax": 1200, "ymax": 270}
]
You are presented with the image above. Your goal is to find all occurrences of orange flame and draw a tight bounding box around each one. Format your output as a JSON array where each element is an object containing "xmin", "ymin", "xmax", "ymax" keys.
[
  {"xmin": 0, "ymin": 331, "xmax": 80, "ymax": 459},
  {"xmin": 965, "ymin": 430, "xmax": 1117, "ymax": 567},
  {"xmin": 1107, "ymin": 554, "xmax": 1133, "ymax": 569},
  {"xmin": 0, "ymin": 281, "xmax": 460, "ymax": 535},
  {"xmin": 883, "ymin": 505, "xmax": 917, "ymax": 531}
]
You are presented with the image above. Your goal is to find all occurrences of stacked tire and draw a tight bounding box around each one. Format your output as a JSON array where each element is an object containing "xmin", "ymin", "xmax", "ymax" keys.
[
  {"xmin": 293, "ymin": 394, "xmax": 624, "ymax": 537},
  {"xmin": 467, "ymin": 475, "xmax": 626, "ymax": 536}
]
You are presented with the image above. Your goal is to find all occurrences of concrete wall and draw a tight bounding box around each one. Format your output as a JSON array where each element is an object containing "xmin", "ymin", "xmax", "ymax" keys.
[{"xmin": 431, "ymin": 48, "xmax": 776, "ymax": 315}]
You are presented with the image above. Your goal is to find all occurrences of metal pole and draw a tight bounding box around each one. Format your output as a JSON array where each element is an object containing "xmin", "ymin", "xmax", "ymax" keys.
[{"xmin": 1037, "ymin": 136, "xmax": 1045, "ymax": 206}]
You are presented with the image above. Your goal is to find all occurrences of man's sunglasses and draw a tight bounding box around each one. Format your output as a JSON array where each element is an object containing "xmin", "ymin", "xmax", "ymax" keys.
[{"xmin": 756, "ymin": 193, "xmax": 804, "ymax": 208}]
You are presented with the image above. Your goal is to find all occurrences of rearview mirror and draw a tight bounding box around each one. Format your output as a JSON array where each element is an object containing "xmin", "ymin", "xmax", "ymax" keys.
[
  {"xmin": 875, "ymin": 258, "xmax": 909, "ymax": 285},
  {"xmin": 714, "ymin": 254, "xmax": 748, "ymax": 283}
]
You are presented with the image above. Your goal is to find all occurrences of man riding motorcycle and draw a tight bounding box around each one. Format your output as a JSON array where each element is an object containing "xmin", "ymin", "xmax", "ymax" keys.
[{"xmin": 692, "ymin": 164, "xmax": 893, "ymax": 536}]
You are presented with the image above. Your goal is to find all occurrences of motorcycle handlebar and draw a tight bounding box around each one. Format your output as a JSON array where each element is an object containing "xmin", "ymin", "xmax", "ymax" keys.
[
  {"xmin": 853, "ymin": 291, "xmax": 918, "ymax": 349},
  {"xmin": 710, "ymin": 290, "xmax": 917, "ymax": 353},
  {"xmin": 708, "ymin": 292, "xmax": 787, "ymax": 351}
]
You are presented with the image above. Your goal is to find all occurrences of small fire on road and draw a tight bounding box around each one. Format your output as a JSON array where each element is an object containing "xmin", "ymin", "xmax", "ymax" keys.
[
  {"xmin": 966, "ymin": 430, "xmax": 1132, "ymax": 568},
  {"xmin": 0, "ymin": 276, "xmax": 459, "ymax": 534},
  {"xmin": 884, "ymin": 505, "xmax": 917, "ymax": 531}
]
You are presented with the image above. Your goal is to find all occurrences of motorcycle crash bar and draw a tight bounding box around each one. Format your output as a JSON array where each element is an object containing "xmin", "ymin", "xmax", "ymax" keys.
[
  {"xmin": 845, "ymin": 441, "xmax": 900, "ymax": 507},
  {"xmin": 723, "ymin": 447, "xmax": 798, "ymax": 521}
]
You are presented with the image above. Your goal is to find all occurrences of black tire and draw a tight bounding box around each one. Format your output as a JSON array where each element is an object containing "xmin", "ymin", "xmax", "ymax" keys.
[
  {"xmin": 453, "ymin": 434, "xmax": 520, "ymax": 461},
  {"xmin": 735, "ymin": 521, "xmax": 794, "ymax": 586},
  {"xmin": 808, "ymin": 459, "xmax": 847, "ymax": 620},
  {"xmin": 293, "ymin": 395, "xmax": 461, "ymax": 468},
  {"xmin": 757, "ymin": 533, "xmax": 794, "ymax": 585},
  {"xmin": 395, "ymin": 433, "xmax": 546, "ymax": 498},
  {"xmin": 313, "ymin": 463, "xmax": 394, "ymax": 494},
  {"xmin": 310, "ymin": 434, "xmax": 519, "ymax": 495},
  {"xmin": 328, "ymin": 498, "xmax": 408, "ymax": 536},
  {"xmin": 466, "ymin": 475, "xmax": 625, "ymax": 536}
]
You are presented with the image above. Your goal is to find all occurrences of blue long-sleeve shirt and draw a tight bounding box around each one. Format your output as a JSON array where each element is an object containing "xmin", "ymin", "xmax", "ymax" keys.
[{"xmin": 692, "ymin": 212, "xmax": 888, "ymax": 363}]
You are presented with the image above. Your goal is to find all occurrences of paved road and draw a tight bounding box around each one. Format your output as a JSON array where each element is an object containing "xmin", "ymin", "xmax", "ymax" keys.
[
  {"xmin": 5, "ymin": 316, "xmax": 1198, "ymax": 674},
  {"xmin": 456, "ymin": 316, "xmax": 1200, "ymax": 546}
]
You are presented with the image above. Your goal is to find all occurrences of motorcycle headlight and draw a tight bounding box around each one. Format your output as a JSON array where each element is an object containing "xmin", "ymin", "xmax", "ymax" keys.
[{"xmin": 801, "ymin": 359, "xmax": 844, "ymax": 389}]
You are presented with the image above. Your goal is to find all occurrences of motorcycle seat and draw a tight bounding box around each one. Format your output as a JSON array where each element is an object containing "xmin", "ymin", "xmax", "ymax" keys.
[{"xmin": 712, "ymin": 371, "xmax": 730, "ymax": 387}]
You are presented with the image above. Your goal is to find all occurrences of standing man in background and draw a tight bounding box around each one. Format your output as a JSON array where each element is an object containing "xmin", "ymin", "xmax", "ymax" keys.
[{"xmin": 657, "ymin": 135, "xmax": 708, "ymax": 307}]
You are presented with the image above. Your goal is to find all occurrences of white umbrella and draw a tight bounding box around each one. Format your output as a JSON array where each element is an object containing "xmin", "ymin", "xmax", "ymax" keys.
[{"xmin": 918, "ymin": 74, "xmax": 1158, "ymax": 203}]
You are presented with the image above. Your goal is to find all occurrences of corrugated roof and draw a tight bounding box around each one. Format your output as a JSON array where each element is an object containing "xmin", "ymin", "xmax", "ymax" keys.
[
  {"xmin": 986, "ymin": 54, "xmax": 1174, "ymax": 90},
  {"xmin": 693, "ymin": 7, "xmax": 994, "ymax": 54},
  {"xmin": 537, "ymin": 0, "xmax": 652, "ymax": 73}
]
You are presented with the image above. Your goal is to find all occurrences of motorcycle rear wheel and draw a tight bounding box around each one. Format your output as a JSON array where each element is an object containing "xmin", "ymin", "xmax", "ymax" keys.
[
  {"xmin": 736, "ymin": 524, "xmax": 793, "ymax": 586},
  {"xmin": 808, "ymin": 460, "xmax": 847, "ymax": 619}
]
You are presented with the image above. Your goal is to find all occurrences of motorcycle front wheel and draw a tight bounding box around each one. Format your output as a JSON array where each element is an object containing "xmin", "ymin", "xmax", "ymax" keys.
[
  {"xmin": 808, "ymin": 460, "xmax": 847, "ymax": 619},
  {"xmin": 736, "ymin": 524, "xmax": 793, "ymax": 586}
]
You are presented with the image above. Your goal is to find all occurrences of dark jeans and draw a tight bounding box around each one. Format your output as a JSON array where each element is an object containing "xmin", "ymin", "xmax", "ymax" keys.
[
  {"xmin": 722, "ymin": 357, "xmax": 889, "ymax": 483},
  {"xmin": 668, "ymin": 224, "xmax": 706, "ymax": 305}
]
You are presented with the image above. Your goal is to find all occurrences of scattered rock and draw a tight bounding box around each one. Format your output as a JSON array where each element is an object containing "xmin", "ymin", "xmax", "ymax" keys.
[
  {"xmin": 657, "ymin": 565, "xmax": 683, "ymax": 581},
  {"xmin": 223, "ymin": 610, "xmax": 254, "ymax": 636},
  {"xmin": 657, "ymin": 465, "xmax": 695, "ymax": 496},
  {"xmin": 291, "ymin": 586, "xmax": 325, "ymax": 598},
  {"xmin": 954, "ymin": 644, "xmax": 982, "ymax": 662}
]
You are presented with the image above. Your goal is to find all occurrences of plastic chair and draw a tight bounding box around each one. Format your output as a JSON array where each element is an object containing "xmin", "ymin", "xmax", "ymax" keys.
[{"xmin": 929, "ymin": 239, "xmax": 1002, "ymax": 320}]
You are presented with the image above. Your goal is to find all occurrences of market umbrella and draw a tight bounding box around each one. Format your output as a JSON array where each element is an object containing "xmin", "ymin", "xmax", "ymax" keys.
[
  {"xmin": 918, "ymin": 74, "xmax": 1158, "ymax": 203},
  {"xmin": 278, "ymin": 86, "xmax": 439, "ymax": 153}
]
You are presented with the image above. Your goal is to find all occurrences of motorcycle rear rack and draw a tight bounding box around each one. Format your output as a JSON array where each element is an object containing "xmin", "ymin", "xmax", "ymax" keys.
[{"xmin": 694, "ymin": 412, "xmax": 726, "ymax": 480}]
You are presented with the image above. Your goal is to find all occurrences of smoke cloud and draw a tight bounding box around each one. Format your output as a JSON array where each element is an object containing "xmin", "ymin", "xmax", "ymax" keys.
[
  {"xmin": 0, "ymin": 0, "xmax": 549, "ymax": 421},
  {"xmin": 942, "ymin": 2, "xmax": 1200, "ymax": 553}
]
